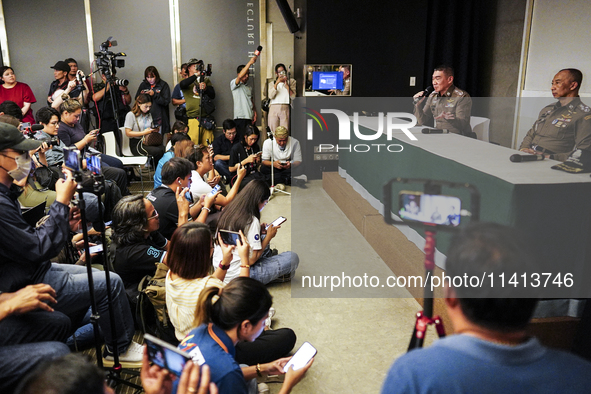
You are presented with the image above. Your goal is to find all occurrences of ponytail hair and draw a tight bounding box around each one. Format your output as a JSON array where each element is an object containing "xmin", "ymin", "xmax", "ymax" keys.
[{"xmin": 194, "ymin": 277, "xmax": 272, "ymax": 330}]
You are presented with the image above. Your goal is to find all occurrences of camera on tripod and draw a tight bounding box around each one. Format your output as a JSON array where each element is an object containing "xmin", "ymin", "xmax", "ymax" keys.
[
  {"xmin": 195, "ymin": 60, "xmax": 212, "ymax": 83},
  {"xmin": 94, "ymin": 36, "xmax": 128, "ymax": 86}
]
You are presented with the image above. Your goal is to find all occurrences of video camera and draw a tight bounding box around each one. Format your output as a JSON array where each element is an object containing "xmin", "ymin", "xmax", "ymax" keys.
[
  {"xmin": 195, "ymin": 60, "xmax": 212, "ymax": 84},
  {"xmin": 94, "ymin": 36, "xmax": 128, "ymax": 85}
]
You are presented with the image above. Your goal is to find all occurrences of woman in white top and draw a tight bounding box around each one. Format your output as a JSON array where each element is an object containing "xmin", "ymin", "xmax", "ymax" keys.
[
  {"xmin": 212, "ymin": 179, "xmax": 299, "ymax": 285},
  {"xmin": 165, "ymin": 222, "xmax": 296, "ymax": 364},
  {"xmin": 124, "ymin": 93, "xmax": 165, "ymax": 164},
  {"xmin": 267, "ymin": 63, "xmax": 296, "ymax": 133}
]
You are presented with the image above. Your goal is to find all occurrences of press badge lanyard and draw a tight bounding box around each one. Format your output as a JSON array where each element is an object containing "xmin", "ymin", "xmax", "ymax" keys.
[{"xmin": 208, "ymin": 323, "xmax": 229, "ymax": 354}]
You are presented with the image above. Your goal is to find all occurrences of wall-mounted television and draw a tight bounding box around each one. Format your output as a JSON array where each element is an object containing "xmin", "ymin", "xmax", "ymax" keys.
[{"xmin": 304, "ymin": 64, "xmax": 352, "ymax": 96}]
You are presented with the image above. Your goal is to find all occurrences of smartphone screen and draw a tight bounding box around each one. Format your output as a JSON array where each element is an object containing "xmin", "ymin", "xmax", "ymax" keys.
[
  {"xmin": 88, "ymin": 244, "xmax": 103, "ymax": 254},
  {"xmin": 398, "ymin": 191, "xmax": 461, "ymax": 227},
  {"xmin": 86, "ymin": 155, "xmax": 102, "ymax": 175},
  {"xmin": 144, "ymin": 333, "xmax": 192, "ymax": 377},
  {"xmin": 208, "ymin": 184, "xmax": 221, "ymax": 196},
  {"xmin": 219, "ymin": 229, "xmax": 241, "ymax": 246},
  {"xmin": 283, "ymin": 342, "xmax": 316, "ymax": 372},
  {"xmin": 63, "ymin": 148, "xmax": 81, "ymax": 172},
  {"xmin": 266, "ymin": 216, "xmax": 287, "ymax": 229}
]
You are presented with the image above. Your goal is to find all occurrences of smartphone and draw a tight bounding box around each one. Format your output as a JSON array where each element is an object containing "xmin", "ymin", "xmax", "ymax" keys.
[
  {"xmin": 86, "ymin": 155, "xmax": 102, "ymax": 175},
  {"xmin": 63, "ymin": 147, "xmax": 81, "ymax": 172},
  {"xmin": 398, "ymin": 191, "xmax": 461, "ymax": 227},
  {"xmin": 144, "ymin": 333, "xmax": 192, "ymax": 377},
  {"xmin": 208, "ymin": 184, "xmax": 221, "ymax": 196},
  {"xmin": 219, "ymin": 229, "xmax": 241, "ymax": 246},
  {"xmin": 88, "ymin": 244, "xmax": 103, "ymax": 254},
  {"xmin": 266, "ymin": 216, "xmax": 287, "ymax": 229},
  {"xmin": 283, "ymin": 342, "xmax": 316, "ymax": 372}
]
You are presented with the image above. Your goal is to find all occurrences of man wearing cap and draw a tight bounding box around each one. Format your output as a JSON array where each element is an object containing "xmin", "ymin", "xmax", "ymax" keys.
[
  {"xmin": 47, "ymin": 60, "xmax": 88, "ymax": 110},
  {"xmin": 65, "ymin": 58, "xmax": 91, "ymax": 105},
  {"xmin": 232, "ymin": 54, "xmax": 259, "ymax": 139},
  {"xmin": 0, "ymin": 123, "xmax": 143, "ymax": 367},
  {"xmin": 413, "ymin": 65, "xmax": 473, "ymax": 137},
  {"xmin": 520, "ymin": 68, "xmax": 591, "ymax": 162},
  {"xmin": 261, "ymin": 126, "xmax": 304, "ymax": 186},
  {"xmin": 179, "ymin": 58, "xmax": 215, "ymax": 146}
]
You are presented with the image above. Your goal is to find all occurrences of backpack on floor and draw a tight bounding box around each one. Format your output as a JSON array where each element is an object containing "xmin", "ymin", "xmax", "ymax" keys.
[{"xmin": 136, "ymin": 262, "xmax": 178, "ymax": 345}]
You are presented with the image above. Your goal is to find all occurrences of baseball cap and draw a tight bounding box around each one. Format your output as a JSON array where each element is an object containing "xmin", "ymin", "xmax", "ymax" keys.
[
  {"xmin": 0, "ymin": 122, "xmax": 42, "ymax": 151},
  {"xmin": 186, "ymin": 58, "xmax": 202, "ymax": 67},
  {"xmin": 551, "ymin": 149, "xmax": 591, "ymax": 173},
  {"xmin": 51, "ymin": 61, "xmax": 70, "ymax": 72}
]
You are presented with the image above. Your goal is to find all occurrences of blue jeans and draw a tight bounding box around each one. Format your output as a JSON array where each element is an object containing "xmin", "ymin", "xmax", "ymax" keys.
[
  {"xmin": 249, "ymin": 251, "xmax": 299, "ymax": 285},
  {"xmin": 0, "ymin": 310, "xmax": 71, "ymax": 393},
  {"xmin": 214, "ymin": 159, "xmax": 234, "ymax": 182},
  {"xmin": 43, "ymin": 263, "xmax": 135, "ymax": 354}
]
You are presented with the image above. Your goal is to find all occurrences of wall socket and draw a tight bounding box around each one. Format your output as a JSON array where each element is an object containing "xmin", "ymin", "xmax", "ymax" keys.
[
  {"xmin": 314, "ymin": 154, "xmax": 339, "ymax": 161},
  {"xmin": 410, "ymin": 76, "xmax": 416, "ymax": 86}
]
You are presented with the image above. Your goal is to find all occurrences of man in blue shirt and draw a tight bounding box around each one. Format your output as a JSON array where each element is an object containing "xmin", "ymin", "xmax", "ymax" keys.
[{"xmin": 382, "ymin": 222, "xmax": 591, "ymax": 394}]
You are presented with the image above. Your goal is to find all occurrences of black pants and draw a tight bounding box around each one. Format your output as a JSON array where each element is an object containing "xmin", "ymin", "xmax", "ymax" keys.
[
  {"xmin": 234, "ymin": 328, "xmax": 296, "ymax": 365},
  {"xmin": 130, "ymin": 138, "xmax": 165, "ymax": 167}
]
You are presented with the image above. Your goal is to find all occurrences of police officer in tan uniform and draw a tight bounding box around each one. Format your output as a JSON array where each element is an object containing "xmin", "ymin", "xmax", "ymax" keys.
[
  {"xmin": 413, "ymin": 65, "xmax": 473, "ymax": 136},
  {"xmin": 520, "ymin": 68, "xmax": 591, "ymax": 161}
]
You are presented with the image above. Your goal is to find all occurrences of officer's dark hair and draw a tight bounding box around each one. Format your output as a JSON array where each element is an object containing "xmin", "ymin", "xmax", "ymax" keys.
[
  {"xmin": 0, "ymin": 100, "xmax": 23, "ymax": 121},
  {"xmin": 237, "ymin": 65, "xmax": 247, "ymax": 74},
  {"xmin": 560, "ymin": 68, "xmax": 583, "ymax": 89},
  {"xmin": 445, "ymin": 222, "xmax": 538, "ymax": 332},
  {"xmin": 64, "ymin": 58, "xmax": 77, "ymax": 65},
  {"xmin": 223, "ymin": 119, "xmax": 236, "ymax": 132},
  {"xmin": 161, "ymin": 157, "xmax": 194, "ymax": 185},
  {"xmin": 434, "ymin": 65, "xmax": 454, "ymax": 78},
  {"xmin": 15, "ymin": 353, "xmax": 104, "ymax": 394}
]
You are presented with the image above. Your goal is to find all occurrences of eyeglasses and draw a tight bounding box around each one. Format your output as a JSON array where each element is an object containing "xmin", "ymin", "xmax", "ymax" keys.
[
  {"xmin": 49, "ymin": 121, "xmax": 59, "ymax": 126},
  {"xmin": 148, "ymin": 209, "xmax": 159, "ymax": 220}
]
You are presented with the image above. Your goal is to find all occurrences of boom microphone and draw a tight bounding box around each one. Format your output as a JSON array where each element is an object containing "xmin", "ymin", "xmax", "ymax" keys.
[
  {"xmin": 414, "ymin": 86, "xmax": 434, "ymax": 104},
  {"xmin": 510, "ymin": 154, "xmax": 545, "ymax": 162}
]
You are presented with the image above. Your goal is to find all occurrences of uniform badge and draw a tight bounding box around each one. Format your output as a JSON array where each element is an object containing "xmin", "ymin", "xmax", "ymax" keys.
[{"xmin": 254, "ymin": 234, "xmax": 260, "ymax": 241}]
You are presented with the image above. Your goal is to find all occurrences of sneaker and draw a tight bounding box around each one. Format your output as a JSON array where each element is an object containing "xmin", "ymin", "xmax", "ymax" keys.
[
  {"xmin": 292, "ymin": 178, "xmax": 307, "ymax": 188},
  {"xmin": 103, "ymin": 341, "xmax": 143, "ymax": 369},
  {"xmin": 270, "ymin": 273, "xmax": 293, "ymax": 284},
  {"xmin": 275, "ymin": 183, "xmax": 286, "ymax": 191},
  {"xmin": 265, "ymin": 307, "xmax": 276, "ymax": 330},
  {"xmin": 258, "ymin": 383, "xmax": 270, "ymax": 394}
]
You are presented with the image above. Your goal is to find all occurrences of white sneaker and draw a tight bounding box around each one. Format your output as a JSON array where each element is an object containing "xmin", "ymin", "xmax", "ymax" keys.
[
  {"xmin": 265, "ymin": 307, "xmax": 276, "ymax": 330},
  {"xmin": 103, "ymin": 341, "xmax": 143, "ymax": 369},
  {"xmin": 275, "ymin": 183, "xmax": 286, "ymax": 191},
  {"xmin": 258, "ymin": 383, "xmax": 270, "ymax": 394}
]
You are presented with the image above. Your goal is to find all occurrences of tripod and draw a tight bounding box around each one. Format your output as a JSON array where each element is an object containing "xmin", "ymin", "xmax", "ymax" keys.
[
  {"xmin": 408, "ymin": 228, "xmax": 446, "ymax": 350},
  {"xmin": 75, "ymin": 173, "xmax": 142, "ymax": 392}
]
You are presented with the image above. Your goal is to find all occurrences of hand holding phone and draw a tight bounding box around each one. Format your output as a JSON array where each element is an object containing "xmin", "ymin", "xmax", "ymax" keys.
[
  {"xmin": 144, "ymin": 333, "xmax": 193, "ymax": 377},
  {"xmin": 283, "ymin": 342, "xmax": 317, "ymax": 373},
  {"xmin": 266, "ymin": 216, "xmax": 287, "ymax": 229},
  {"xmin": 219, "ymin": 229, "xmax": 241, "ymax": 246}
]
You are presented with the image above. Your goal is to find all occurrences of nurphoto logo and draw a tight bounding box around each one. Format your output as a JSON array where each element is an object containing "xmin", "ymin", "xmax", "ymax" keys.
[{"xmin": 305, "ymin": 108, "xmax": 417, "ymax": 152}]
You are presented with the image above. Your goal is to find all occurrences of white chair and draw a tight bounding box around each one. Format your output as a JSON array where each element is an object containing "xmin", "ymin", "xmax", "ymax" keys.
[
  {"xmin": 119, "ymin": 126, "xmax": 135, "ymax": 157},
  {"xmin": 103, "ymin": 131, "xmax": 150, "ymax": 194},
  {"xmin": 470, "ymin": 116, "xmax": 490, "ymax": 142}
]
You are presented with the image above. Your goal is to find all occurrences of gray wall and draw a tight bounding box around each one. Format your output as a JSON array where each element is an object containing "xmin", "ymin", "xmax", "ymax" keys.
[
  {"xmin": 484, "ymin": 0, "xmax": 528, "ymax": 147},
  {"xmin": 2, "ymin": 0, "xmax": 259, "ymax": 127}
]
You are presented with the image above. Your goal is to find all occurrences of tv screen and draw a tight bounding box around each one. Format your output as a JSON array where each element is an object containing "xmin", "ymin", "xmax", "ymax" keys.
[{"xmin": 312, "ymin": 71, "xmax": 344, "ymax": 90}]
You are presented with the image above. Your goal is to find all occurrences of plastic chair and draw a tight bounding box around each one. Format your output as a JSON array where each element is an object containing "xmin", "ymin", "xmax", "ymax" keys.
[{"xmin": 103, "ymin": 131, "xmax": 151, "ymax": 194}]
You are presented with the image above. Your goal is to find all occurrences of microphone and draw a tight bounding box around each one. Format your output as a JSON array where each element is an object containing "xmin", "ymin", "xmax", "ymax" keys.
[
  {"xmin": 421, "ymin": 128, "xmax": 449, "ymax": 134},
  {"xmin": 413, "ymin": 86, "xmax": 434, "ymax": 104},
  {"xmin": 31, "ymin": 124, "xmax": 44, "ymax": 131},
  {"xmin": 510, "ymin": 154, "xmax": 545, "ymax": 162},
  {"xmin": 255, "ymin": 46, "xmax": 263, "ymax": 56}
]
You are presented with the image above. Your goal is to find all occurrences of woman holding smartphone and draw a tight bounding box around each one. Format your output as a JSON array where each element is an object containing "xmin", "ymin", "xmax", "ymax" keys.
[
  {"xmin": 166, "ymin": 222, "xmax": 295, "ymax": 366},
  {"xmin": 177, "ymin": 277, "xmax": 313, "ymax": 394},
  {"xmin": 212, "ymin": 179, "xmax": 298, "ymax": 285},
  {"xmin": 57, "ymin": 98, "xmax": 129, "ymax": 195},
  {"xmin": 135, "ymin": 66, "xmax": 171, "ymax": 135},
  {"xmin": 124, "ymin": 93, "xmax": 166, "ymax": 164},
  {"xmin": 228, "ymin": 125, "xmax": 263, "ymax": 190}
]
